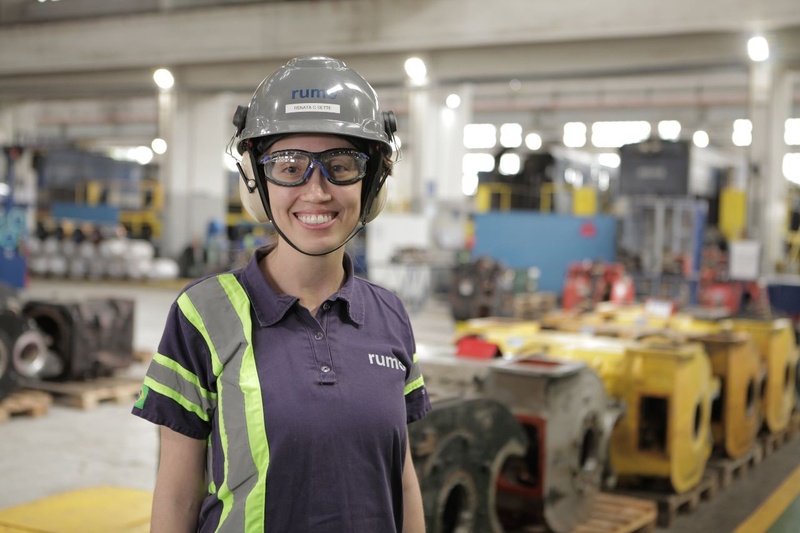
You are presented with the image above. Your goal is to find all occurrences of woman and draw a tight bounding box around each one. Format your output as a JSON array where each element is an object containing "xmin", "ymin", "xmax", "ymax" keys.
[{"xmin": 132, "ymin": 56, "xmax": 431, "ymax": 532}]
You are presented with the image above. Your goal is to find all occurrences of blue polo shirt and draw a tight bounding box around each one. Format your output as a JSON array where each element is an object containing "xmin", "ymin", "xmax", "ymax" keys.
[{"xmin": 132, "ymin": 247, "xmax": 431, "ymax": 532}]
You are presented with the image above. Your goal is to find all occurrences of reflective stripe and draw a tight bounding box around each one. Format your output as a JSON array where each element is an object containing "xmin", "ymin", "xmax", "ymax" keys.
[
  {"xmin": 218, "ymin": 274, "xmax": 269, "ymax": 532},
  {"xmin": 146, "ymin": 353, "xmax": 216, "ymax": 416},
  {"xmin": 182, "ymin": 274, "xmax": 267, "ymax": 533},
  {"xmin": 404, "ymin": 351, "xmax": 425, "ymax": 395},
  {"xmin": 143, "ymin": 375, "xmax": 209, "ymax": 422}
]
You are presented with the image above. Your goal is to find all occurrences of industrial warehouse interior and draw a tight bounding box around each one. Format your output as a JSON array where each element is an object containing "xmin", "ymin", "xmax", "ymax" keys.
[{"xmin": 1, "ymin": 0, "xmax": 800, "ymax": 532}]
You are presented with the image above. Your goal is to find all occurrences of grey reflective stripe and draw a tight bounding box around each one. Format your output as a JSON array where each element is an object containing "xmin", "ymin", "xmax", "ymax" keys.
[
  {"xmin": 147, "ymin": 355, "xmax": 216, "ymax": 417},
  {"xmin": 182, "ymin": 274, "xmax": 267, "ymax": 532},
  {"xmin": 404, "ymin": 352, "xmax": 424, "ymax": 395}
]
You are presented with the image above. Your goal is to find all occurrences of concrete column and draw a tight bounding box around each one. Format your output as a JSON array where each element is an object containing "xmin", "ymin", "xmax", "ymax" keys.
[
  {"xmin": 436, "ymin": 83, "xmax": 473, "ymax": 202},
  {"xmin": 161, "ymin": 92, "xmax": 233, "ymax": 258},
  {"xmin": 406, "ymin": 85, "xmax": 432, "ymax": 213},
  {"xmin": 748, "ymin": 62, "xmax": 792, "ymax": 274}
]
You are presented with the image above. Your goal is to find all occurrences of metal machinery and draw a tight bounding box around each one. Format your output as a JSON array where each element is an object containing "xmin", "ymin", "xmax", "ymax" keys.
[
  {"xmin": 456, "ymin": 320, "xmax": 718, "ymax": 494},
  {"xmin": 728, "ymin": 318, "xmax": 799, "ymax": 433},
  {"xmin": 418, "ymin": 348, "xmax": 620, "ymax": 532},
  {"xmin": 22, "ymin": 298, "xmax": 135, "ymax": 381},
  {"xmin": 448, "ymin": 256, "xmax": 515, "ymax": 321},
  {"xmin": 409, "ymin": 393, "xmax": 527, "ymax": 533},
  {"xmin": 561, "ymin": 261, "xmax": 636, "ymax": 311}
]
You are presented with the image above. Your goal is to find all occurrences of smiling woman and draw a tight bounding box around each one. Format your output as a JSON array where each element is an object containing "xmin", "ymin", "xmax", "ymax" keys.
[{"xmin": 131, "ymin": 56, "xmax": 431, "ymax": 533}]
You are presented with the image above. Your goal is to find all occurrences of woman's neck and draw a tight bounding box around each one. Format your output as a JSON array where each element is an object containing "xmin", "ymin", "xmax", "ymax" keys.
[{"xmin": 260, "ymin": 243, "xmax": 346, "ymax": 314}]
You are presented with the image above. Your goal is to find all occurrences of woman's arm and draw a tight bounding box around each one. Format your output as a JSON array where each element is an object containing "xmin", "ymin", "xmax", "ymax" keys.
[
  {"xmin": 150, "ymin": 425, "xmax": 207, "ymax": 533},
  {"xmin": 402, "ymin": 432, "xmax": 426, "ymax": 533}
]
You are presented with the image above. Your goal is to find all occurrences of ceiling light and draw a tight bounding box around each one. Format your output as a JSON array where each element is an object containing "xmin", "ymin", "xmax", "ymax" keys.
[
  {"xmin": 151, "ymin": 138, "xmax": 167, "ymax": 155},
  {"xmin": 693, "ymin": 130, "xmax": 710, "ymax": 148},
  {"xmin": 445, "ymin": 94, "xmax": 461, "ymax": 109},
  {"xmin": 525, "ymin": 133, "xmax": 542, "ymax": 150},
  {"xmin": 404, "ymin": 57, "xmax": 427, "ymax": 85},
  {"xmin": 153, "ymin": 68, "xmax": 175, "ymax": 90},
  {"xmin": 748, "ymin": 36, "xmax": 769, "ymax": 62}
]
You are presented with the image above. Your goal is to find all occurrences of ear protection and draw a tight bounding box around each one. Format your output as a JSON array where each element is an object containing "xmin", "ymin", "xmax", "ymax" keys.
[{"xmin": 236, "ymin": 152, "xmax": 388, "ymax": 224}]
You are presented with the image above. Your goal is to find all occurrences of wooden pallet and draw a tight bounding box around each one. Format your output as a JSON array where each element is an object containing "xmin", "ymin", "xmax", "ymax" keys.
[
  {"xmin": 21, "ymin": 376, "xmax": 143, "ymax": 410},
  {"xmin": 760, "ymin": 424, "xmax": 797, "ymax": 457},
  {"xmin": 614, "ymin": 472, "xmax": 719, "ymax": 528},
  {"xmin": 708, "ymin": 442, "xmax": 764, "ymax": 489},
  {"xmin": 514, "ymin": 492, "xmax": 657, "ymax": 533},
  {"xmin": 0, "ymin": 390, "xmax": 52, "ymax": 423}
]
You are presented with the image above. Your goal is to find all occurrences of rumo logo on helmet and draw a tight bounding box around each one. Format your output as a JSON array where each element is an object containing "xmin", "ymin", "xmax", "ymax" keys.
[{"xmin": 291, "ymin": 88, "xmax": 336, "ymax": 99}]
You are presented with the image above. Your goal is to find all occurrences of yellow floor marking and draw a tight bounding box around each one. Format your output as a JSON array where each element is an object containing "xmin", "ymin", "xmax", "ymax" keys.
[
  {"xmin": 0, "ymin": 487, "xmax": 151, "ymax": 533},
  {"xmin": 735, "ymin": 463, "xmax": 800, "ymax": 533}
]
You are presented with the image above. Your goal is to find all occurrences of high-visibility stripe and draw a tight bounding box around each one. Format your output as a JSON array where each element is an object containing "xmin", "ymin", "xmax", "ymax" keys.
[
  {"xmin": 219, "ymin": 274, "xmax": 269, "ymax": 532},
  {"xmin": 404, "ymin": 351, "xmax": 425, "ymax": 395},
  {"xmin": 184, "ymin": 274, "xmax": 265, "ymax": 533},
  {"xmin": 143, "ymin": 375, "xmax": 209, "ymax": 422},
  {"xmin": 146, "ymin": 354, "xmax": 216, "ymax": 416},
  {"xmin": 153, "ymin": 353, "xmax": 216, "ymax": 401},
  {"xmin": 404, "ymin": 375, "xmax": 425, "ymax": 395}
]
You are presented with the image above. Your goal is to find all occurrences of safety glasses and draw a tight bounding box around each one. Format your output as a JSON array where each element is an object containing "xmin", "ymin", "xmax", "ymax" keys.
[{"xmin": 258, "ymin": 149, "xmax": 369, "ymax": 187}]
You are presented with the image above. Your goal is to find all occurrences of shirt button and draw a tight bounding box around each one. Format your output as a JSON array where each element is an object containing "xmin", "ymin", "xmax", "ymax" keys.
[
  {"xmin": 322, "ymin": 302, "xmax": 331, "ymax": 311},
  {"xmin": 314, "ymin": 332, "xmax": 324, "ymax": 340},
  {"xmin": 320, "ymin": 365, "xmax": 331, "ymax": 373}
]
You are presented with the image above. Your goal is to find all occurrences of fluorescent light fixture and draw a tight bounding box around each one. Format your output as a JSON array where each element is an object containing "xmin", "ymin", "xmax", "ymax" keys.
[
  {"xmin": 499, "ymin": 153, "xmax": 521, "ymax": 175},
  {"xmin": 748, "ymin": 36, "xmax": 769, "ymax": 62},
  {"xmin": 657, "ymin": 120, "xmax": 681, "ymax": 141},
  {"xmin": 446, "ymin": 94, "xmax": 461, "ymax": 109},
  {"xmin": 151, "ymin": 138, "xmax": 167, "ymax": 155},
  {"xmin": 786, "ymin": 118, "xmax": 800, "ymax": 146},
  {"xmin": 784, "ymin": 153, "xmax": 800, "ymax": 185},
  {"xmin": 591, "ymin": 121, "xmax": 651, "ymax": 148},
  {"xmin": 499, "ymin": 123, "xmax": 522, "ymax": 148},
  {"xmin": 693, "ymin": 130, "xmax": 710, "ymax": 148},
  {"xmin": 598, "ymin": 153, "xmax": 621, "ymax": 168},
  {"xmin": 404, "ymin": 57, "xmax": 427, "ymax": 84},
  {"xmin": 732, "ymin": 119, "xmax": 753, "ymax": 147},
  {"xmin": 463, "ymin": 124, "xmax": 497, "ymax": 149},
  {"xmin": 525, "ymin": 133, "xmax": 542, "ymax": 150},
  {"xmin": 563, "ymin": 122, "xmax": 587, "ymax": 148},
  {"xmin": 153, "ymin": 68, "xmax": 175, "ymax": 90}
]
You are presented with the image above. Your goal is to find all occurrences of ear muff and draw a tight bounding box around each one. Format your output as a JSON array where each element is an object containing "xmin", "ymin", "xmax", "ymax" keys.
[
  {"xmin": 364, "ymin": 183, "xmax": 387, "ymax": 223},
  {"xmin": 238, "ymin": 155, "xmax": 270, "ymax": 223}
]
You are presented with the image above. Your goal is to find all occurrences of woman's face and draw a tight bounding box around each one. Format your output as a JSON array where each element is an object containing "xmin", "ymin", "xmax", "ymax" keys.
[{"xmin": 264, "ymin": 134, "xmax": 363, "ymax": 255}]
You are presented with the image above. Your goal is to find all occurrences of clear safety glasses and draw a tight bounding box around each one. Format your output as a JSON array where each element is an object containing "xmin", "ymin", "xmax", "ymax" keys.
[{"xmin": 258, "ymin": 149, "xmax": 370, "ymax": 187}]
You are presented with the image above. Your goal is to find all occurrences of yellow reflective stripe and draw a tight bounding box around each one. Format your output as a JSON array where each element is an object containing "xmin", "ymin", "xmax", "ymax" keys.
[
  {"xmin": 178, "ymin": 292, "xmax": 223, "ymax": 376},
  {"xmin": 219, "ymin": 274, "xmax": 268, "ymax": 532},
  {"xmin": 152, "ymin": 353, "xmax": 217, "ymax": 402},
  {"xmin": 179, "ymin": 285, "xmax": 233, "ymax": 529},
  {"xmin": 143, "ymin": 375, "xmax": 209, "ymax": 422},
  {"xmin": 404, "ymin": 375, "xmax": 425, "ymax": 395}
]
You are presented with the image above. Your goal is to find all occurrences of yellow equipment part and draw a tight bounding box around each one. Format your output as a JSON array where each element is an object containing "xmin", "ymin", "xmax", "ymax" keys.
[
  {"xmin": 726, "ymin": 318, "xmax": 798, "ymax": 433},
  {"xmin": 517, "ymin": 332, "xmax": 717, "ymax": 494},
  {"xmin": 572, "ymin": 187, "xmax": 597, "ymax": 216},
  {"xmin": 693, "ymin": 331, "xmax": 763, "ymax": 458}
]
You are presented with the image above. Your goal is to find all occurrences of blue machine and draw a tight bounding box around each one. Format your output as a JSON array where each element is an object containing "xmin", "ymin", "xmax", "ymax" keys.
[
  {"xmin": 471, "ymin": 212, "xmax": 617, "ymax": 294},
  {"xmin": 0, "ymin": 147, "xmax": 30, "ymax": 288}
]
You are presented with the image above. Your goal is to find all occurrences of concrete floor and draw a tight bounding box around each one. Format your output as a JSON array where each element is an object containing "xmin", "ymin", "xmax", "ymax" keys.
[{"xmin": 1, "ymin": 277, "xmax": 798, "ymax": 532}]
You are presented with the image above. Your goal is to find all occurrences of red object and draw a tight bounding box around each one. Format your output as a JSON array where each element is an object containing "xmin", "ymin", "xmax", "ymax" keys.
[
  {"xmin": 456, "ymin": 336, "xmax": 501, "ymax": 359},
  {"xmin": 562, "ymin": 261, "xmax": 635, "ymax": 310},
  {"xmin": 579, "ymin": 221, "xmax": 597, "ymax": 238}
]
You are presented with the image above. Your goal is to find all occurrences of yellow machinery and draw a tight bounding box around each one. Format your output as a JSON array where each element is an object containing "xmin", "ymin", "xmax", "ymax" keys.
[
  {"xmin": 727, "ymin": 318, "xmax": 798, "ymax": 433},
  {"xmin": 476, "ymin": 183, "xmax": 512, "ymax": 212},
  {"xmin": 690, "ymin": 331, "xmax": 762, "ymax": 458},
  {"xmin": 516, "ymin": 333, "xmax": 717, "ymax": 494}
]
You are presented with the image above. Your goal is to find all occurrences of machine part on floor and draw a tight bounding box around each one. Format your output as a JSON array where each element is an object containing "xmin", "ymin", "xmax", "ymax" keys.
[
  {"xmin": 418, "ymin": 352, "xmax": 620, "ymax": 532},
  {"xmin": 488, "ymin": 357, "xmax": 622, "ymax": 533},
  {"xmin": 0, "ymin": 283, "xmax": 49, "ymax": 399},
  {"xmin": 693, "ymin": 331, "xmax": 763, "ymax": 459},
  {"xmin": 409, "ymin": 394, "xmax": 527, "ymax": 533},
  {"xmin": 561, "ymin": 261, "xmax": 635, "ymax": 311},
  {"xmin": 728, "ymin": 318, "xmax": 799, "ymax": 434},
  {"xmin": 514, "ymin": 332, "xmax": 717, "ymax": 494},
  {"xmin": 22, "ymin": 298, "xmax": 136, "ymax": 381},
  {"xmin": 454, "ymin": 317, "xmax": 540, "ymax": 356},
  {"xmin": 448, "ymin": 256, "xmax": 515, "ymax": 321}
]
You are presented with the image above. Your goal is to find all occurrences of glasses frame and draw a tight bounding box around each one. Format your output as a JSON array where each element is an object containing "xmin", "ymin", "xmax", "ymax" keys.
[{"xmin": 258, "ymin": 148, "xmax": 370, "ymax": 187}]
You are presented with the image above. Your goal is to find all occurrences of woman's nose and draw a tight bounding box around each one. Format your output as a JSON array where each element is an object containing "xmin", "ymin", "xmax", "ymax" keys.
[{"xmin": 301, "ymin": 163, "xmax": 332, "ymax": 200}]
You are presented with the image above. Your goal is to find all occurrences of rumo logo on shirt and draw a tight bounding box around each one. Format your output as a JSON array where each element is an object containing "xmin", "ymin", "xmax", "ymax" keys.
[
  {"xmin": 368, "ymin": 353, "xmax": 406, "ymax": 372},
  {"xmin": 291, "ymin": 88, "xmax": 336, "ymax": 99}
]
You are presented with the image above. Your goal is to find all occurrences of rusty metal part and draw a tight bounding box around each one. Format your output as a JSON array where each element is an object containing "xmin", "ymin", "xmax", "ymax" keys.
[
  {"xmin": 409, "ymin": 393, "xmax": 527, "ymax": 533},
  {"xmin": 418, "ymin": 350, "xmax": 620, "ymax": 532}
]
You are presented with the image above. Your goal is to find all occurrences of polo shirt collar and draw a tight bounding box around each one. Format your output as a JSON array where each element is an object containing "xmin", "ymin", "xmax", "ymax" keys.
[{"xmin": 241, "ymin": 245, "xmax": 364, "ymax": 327}]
